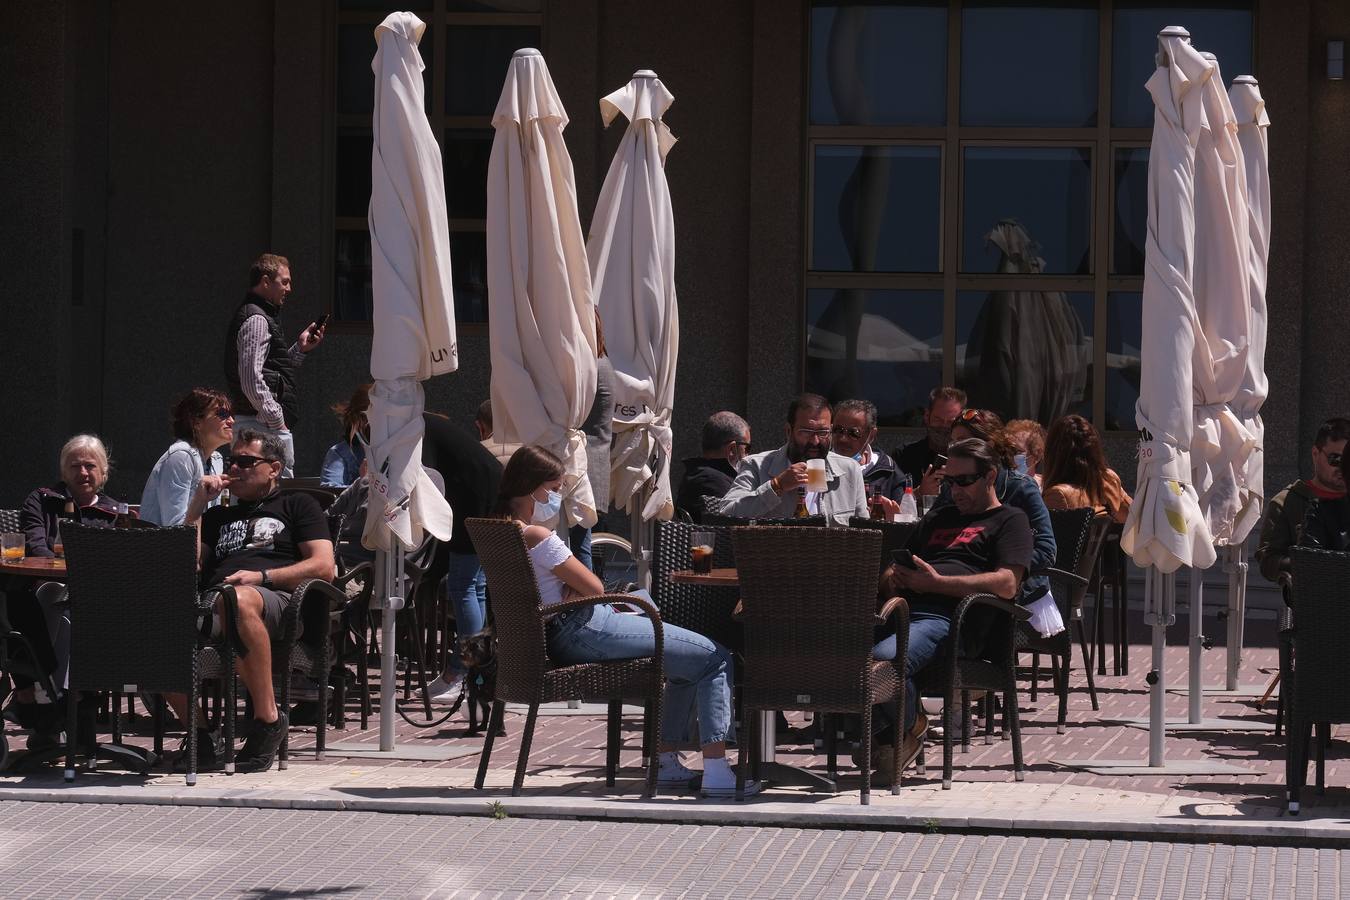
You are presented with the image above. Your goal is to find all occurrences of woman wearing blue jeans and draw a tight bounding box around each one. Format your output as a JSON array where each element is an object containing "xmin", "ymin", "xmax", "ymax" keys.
[{"xmin": 497, "ymin": 445, "xmax": 755, "ymax": 798}]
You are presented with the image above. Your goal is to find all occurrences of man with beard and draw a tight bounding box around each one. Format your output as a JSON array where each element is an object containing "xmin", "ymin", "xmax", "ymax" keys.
[
  {"xmin": 895, "ymin": 386, "xmax": 966, "ymax": 497},
  {"xmin": 718, "ymin": 393, "xmax": 867, "ymax": 526}
]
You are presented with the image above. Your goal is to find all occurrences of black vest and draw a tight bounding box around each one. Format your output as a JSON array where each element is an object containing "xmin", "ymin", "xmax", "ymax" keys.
[{"xmin": 224, "ymin": 295, "xmax": 299, "ymax": 427}]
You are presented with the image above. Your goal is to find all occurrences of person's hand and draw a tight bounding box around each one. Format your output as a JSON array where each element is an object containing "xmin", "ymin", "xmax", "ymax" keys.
[
  {"xmin": 891, "ymin": 555, "xmax": 941, "ymax": 594},
  {"xmin": 299, "ymin": 322, "xmax": 326, "ymax": 352},
  {"xmin": 919, "ymin": 464, "xmax": 944, "ymax": 496},
  {"xmin": 224, "ymin": 569, "xmax": 264, "ymax": 587},
  {"xmin": 874, "ymin": 495, "xmax": 901, "ymax": 517},
  {"xmin": 196, "ymin": 474, "xmax": 231, "ymax": 503},
  {"xmin": 771, "ymin": 463, "xmax": 809, "ymax": 495}
]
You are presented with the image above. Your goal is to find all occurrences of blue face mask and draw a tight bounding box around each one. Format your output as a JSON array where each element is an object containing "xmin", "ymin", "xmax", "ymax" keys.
[{"xmin": 532, "ymin": 489, "xmax": 563, "ymax": 524}]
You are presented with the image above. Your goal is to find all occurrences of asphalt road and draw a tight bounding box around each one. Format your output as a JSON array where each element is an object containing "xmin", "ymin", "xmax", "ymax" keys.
[{"xmin": 0, "ymin": 802, "xmax": 1335, "ymax": 898}]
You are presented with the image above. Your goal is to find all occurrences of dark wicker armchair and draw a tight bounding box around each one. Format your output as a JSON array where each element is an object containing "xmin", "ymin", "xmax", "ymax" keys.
[
  {"xmin": 1285, "ymin": 546, "xmax": 1350, "ymax": 813},
  {"xmin": 465, "ymin": 518, "xmax": 665, "ymax": 798},
  {"xmin": 651, "ymin": 520, "xmax": 741, "ymax": 653},
  {"xmin": 730, "ymin": 526, "xmax": 906, "ymax": 805},
  {"xmin": 0, "ymin": 509, "xmax": 20, "ymax": 534}
]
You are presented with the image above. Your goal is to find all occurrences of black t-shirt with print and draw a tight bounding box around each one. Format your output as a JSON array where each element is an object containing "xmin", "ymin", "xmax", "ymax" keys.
[
  {"xmin": 907, "ymin": 503, "xmax": 1033, "ymax": 579},
  {"xmin": 199, "ymin": 492, "xmax": 329, "ymax": 587}
]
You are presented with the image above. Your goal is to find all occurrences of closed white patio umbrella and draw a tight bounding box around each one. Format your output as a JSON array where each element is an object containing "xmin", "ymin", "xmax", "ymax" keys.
[
  {"xmin": 362, "ymin": 12, "xmax": 456, "ymax": 752},
  {"xmin": 588, "ymin": 70, "xmax": 680, "ymax": 585},
  {"xmin": 487, "ymin": 48, "xmax": 598, "ymax": 531}
]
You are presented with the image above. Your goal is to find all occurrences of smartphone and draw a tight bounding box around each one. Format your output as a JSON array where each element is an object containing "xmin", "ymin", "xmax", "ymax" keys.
[
  {"xmin": 933, "ymin": 453, "xmax": 948, "ymax": 469},
  {"xmin": 891, "ymin": 549, "xmax": 918, "ymax": 569},
  {"xmin": 310, "ymin": 313, "xmax": 330, "ymax": 333}
]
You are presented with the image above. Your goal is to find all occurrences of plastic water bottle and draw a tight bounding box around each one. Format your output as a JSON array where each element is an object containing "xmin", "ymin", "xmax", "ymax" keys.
[{"xmin": 897, "ymin": 487, "xmax": 919, "ymax": 523}]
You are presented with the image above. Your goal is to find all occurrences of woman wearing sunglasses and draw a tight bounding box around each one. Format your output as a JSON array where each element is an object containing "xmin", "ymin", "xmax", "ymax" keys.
[{"xmin": 140, "ymin": 387, "xmax": 235, "ymax": 526}]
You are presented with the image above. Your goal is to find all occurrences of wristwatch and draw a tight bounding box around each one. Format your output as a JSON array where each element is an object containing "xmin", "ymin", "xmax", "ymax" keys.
[{"xmin": 259, "ymin": 569, "xmax": 274, "ymax": 589}]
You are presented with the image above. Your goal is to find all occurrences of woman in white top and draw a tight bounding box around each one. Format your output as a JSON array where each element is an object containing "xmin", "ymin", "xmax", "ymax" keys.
[
  {"xmin": 140, "ymin": 388, "xmax": 234, "ymax": 525},
  {"xmin": 497, "ymin": 445, "xmax": 756, "ymax": 798}
]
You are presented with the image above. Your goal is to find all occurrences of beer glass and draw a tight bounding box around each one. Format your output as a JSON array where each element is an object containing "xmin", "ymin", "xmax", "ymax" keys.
[{"xmin": 805, "ymin": 458, "xmax": 827, "ymax": 492}]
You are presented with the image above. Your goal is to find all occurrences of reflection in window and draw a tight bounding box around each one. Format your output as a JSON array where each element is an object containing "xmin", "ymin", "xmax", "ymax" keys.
[
  {"xmin": 811, "ymin": 145, "xmax": 942, "ymax": 273},
  {"xmin": 446, "ymin": 25, "xmax": 540, "ymax": 116},
  {"xmin": 1112, "ymin": 2, "xmax": 1254, "ymax": 128},
  {"xmin": 1113, "ymin": 147, "xmax": 1148, "ymax": 275},
  {"xmin": 444, "ymin": 130, "xmax": 494, "ymax": 220},
  {"xmin": 1106, "ymin": 292, "xmax": 1143, "ymax": 432},
  {"xmin": 961, "ymin": 147, "xmax": 1092, "ymax": 275},
  {"xmin": 335, "ymin": 231, "xmax": 374, "ymax": 322},
  {"xmin": 337, "ymin": 24, "xmax": 433, "ymax": 116},
  {"xmin": 450, "ymin": 232, "xmax": 489, "ymax": 323},
  {"xmin": 961, "ymin": 1, "xmax": 1098, "ymax": 127},
  {"xmin": 805, "ymin": 289, "xmax": 944, "ymax": 427},
  {"xmin": 809, "ymin": 2, "xmax": 947, "ymax": 126},
  {"xmin": 956, "ymin": 290, "xmax": 1093, "ymax": 424},
  {"xmin": 335, "ymin": 132, "xmax": 374, "ymax": 219}
]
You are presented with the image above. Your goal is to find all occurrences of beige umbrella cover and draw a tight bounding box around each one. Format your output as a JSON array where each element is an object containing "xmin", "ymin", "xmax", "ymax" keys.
[
  {"xmin": 362, "ymin": 12, "xmax": 455, "ymax": 552},
  {"xmin": 1121, "ymin": 28, "xmax": 1217, "ymax": 574},
  {"xmin": 486, "ymin": 48, "xmax": 598, "ymax": 528},
  {"xmin": 589, "ymin": 72, "xmax": 679, "ymax": 522},
  {"xmin": 1189, "ymin": 52, "xmax": 1253, "ymax": 548},
  {"xmin": 1227, "ymin": 76, "xmax": 1271, "ymax": 543}
]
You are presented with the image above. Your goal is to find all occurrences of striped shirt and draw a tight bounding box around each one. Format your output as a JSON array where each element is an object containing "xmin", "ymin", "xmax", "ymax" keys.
[{"xmin": 237, "ymin": 315, "xmax": 306, "ymax": 430}]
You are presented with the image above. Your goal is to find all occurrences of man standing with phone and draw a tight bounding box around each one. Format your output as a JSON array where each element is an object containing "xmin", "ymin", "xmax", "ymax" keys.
[{"xmin": 224, "ymin": 253, "xmax": 326, "ymax": 476}]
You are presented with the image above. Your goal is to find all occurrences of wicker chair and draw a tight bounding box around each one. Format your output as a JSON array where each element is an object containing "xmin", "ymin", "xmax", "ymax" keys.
[
  {"xmin": 0, "ymin": 509, "xmax": 21, "ymax": 533},
  {"xmin": 701, "ymin": 509, "xmax": 827, "ymax": 528},
  {"xmin": 730, "ymin": 525, "xmax": 906, "ymax": 805},
  {"xmin": 1285, "ymin": 546, "xmax": 1350, "ymax": 813},
  {"xmin": 0, "ymin": 587, "xmax": 66, "ymax": 771},
  {"xmin": 651, "ymin": 520, "xmax": 741, "ymax": 653},
  {"xmin": 847, "ymin": 518, "xmax": 921, "ymax": 573},
  {"xmin": 1016, "ymin": 508, "xmax": 1107, "ymax": 731},
  {"xmin": 465, "ymin": 518, "xmax": 664, "ymax": 797}
]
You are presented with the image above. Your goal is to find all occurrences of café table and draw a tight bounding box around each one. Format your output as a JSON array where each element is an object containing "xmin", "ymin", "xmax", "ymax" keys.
[
  {"xmin": 667, "ymin": 565, "xmax": 837, "ymax": 793},
  {"xmin": 0, "ymin": 557, "xmax": 67, "ymax": 579}
]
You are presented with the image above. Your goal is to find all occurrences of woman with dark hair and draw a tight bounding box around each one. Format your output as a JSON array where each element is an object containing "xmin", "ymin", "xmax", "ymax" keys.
[
  {"xmin": 139, "ymin": 388, "xmax": 234, "ymax": 525},
  {"xmin": 495, "ymin": 444, "xmax": 756, "ymax": 797},
  {"xmin": 320, "ymin": 384, "xmax": 371, "ymax": 488},
  {"xmin": 1041, "ymin": 414, "xmax": 1131, "ymax": 524}
]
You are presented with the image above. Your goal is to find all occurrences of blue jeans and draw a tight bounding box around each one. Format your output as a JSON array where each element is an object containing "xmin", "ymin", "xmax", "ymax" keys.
[
  {"xmin": 441, "ymin": 551, "xmax": 487, "ymax": 675},
  {"xmin": 568, "ymin": 524, "xmax": 593, "ymax": 573},
  {"xmin": 873, "ymin": 604, "xmax": 952, "ymax": 734},
  {"xmin": 546, "ymin": 591, "xmax": 735, "ymax": 747}
]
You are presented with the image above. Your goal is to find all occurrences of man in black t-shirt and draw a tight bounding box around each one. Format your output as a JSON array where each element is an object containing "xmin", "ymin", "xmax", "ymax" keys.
[
  {"xmin": 166, "ymin": 429, "xmax": 334, "ymax": 774},
  {"xmin": 868, "ymin": 438, "xmax": 1032, "ymax": 779}
]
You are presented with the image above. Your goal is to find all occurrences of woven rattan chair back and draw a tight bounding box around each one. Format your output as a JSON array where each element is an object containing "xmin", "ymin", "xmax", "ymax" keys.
[
  {"xmin": 731, "ymin": 526, "xmax": 883, "ymax": 711},
  {"xmin": 1289, "ymin": 547, "xmax": 1350, "ymax": 723},
  {"xmin": 701, "ymin": 510, "xmax": 827, "ymax": 528},
  {"xmin": 848, "ymin": 518, "xmax": 920, "ymax": 574},
  {"xmin": 0, "ymin": 509, "xmax": 21, "ymax": 534},
  {"xmin": 464, "ymin": 518, "xmax": 553, "ymax": 702},
  {"xmin": 651, "ymin": 520, "xmax": 741, "ymax": 650},
  {"xmin": 62, "ymin": 523, "xmax": 200, "ymax": 693}
]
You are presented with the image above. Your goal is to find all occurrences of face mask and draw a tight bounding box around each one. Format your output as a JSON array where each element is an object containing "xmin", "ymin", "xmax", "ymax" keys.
[{"xmin": 532, "ymin": 489, "xmax": 562, "ymax": 524}]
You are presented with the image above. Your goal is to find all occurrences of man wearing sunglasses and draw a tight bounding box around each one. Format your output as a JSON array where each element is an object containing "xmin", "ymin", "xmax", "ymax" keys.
[
  {"xmin": 1257, "ymin": 416, "xmax": 1350, "ymax": 581},
  {"xmin": 718, "ymin": 393, "xmax": 868, "ymax": 525},
  {"xmin": 866, "ymin": 438, "xmax": 1032, "ymax": 782},
  {"xmin": 166, "ymin": 429, "xmax": 335, "ymax": 774},
  {"xmin": 831, "ymin": 399, "xmax": 909, "ymax": 516}
]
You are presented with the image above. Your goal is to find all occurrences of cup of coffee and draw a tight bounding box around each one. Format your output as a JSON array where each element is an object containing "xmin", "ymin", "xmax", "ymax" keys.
[
  {"xmin": 690, "ymin": 530, "xmax": 715, "ymax": 574},
  {"xmin": 805, "ymin": 458, "xmax": 828, "ymax": 492}
]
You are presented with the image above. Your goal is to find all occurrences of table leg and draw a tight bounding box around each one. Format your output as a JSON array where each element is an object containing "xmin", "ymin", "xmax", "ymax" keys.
[{"xmin": 752, "ymin": 709, "xmax": 836, "ymax": 792}]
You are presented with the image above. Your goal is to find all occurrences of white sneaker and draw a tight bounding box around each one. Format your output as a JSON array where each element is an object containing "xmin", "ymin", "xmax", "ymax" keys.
[
  {"xmin": 422, "ymin": 673, "xmax": 465, "ymax": 704},
  {"xmin": 657, "ymin": 756, "xmax": 699, "ymax": 786},
  {"xmin": 701, "ymin": 775, "xmax": 762, "ymax": 799}
]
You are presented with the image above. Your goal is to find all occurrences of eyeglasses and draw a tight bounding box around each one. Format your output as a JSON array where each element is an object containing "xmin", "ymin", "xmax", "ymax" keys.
[
  {"xmin": 943, "ymin": 472, "xmax": 985, "ymax": 488},
  {"xmin": 213, "ymin": 408, "xmax": 235, "ymax": 421},
  {"xmin": 794, "ymin": 428, "xmax": 832, "ymax": 440},
  {"xmin": 1322, "ymin": 450, "xmax": 1343, "ymax": 466},
  {"xmin": 225, "ymin": 454, "xmax": 274, "ymax": 470},
  {"xmin": 731, "ymin": 440, "xmax": 752, "ymax": 452},
  {"xmin": 830, "ymin": 426, "xmax": 865, "ymax": 440}
]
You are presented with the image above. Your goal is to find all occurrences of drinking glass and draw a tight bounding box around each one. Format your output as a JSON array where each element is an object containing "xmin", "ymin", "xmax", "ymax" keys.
[
  {"xmin": 1, "ymin": 533, "xmax": 24, "ymax": 566},
  {"xmin": 51, "ymin": 520, "xmax": 64, "ymax": 559},
  {"xmin": 922, "ymin": 494, "xmax": 939, "ymax": 516},
  {"xmin": 805, "ymin": 458, "xmax": 828, "ymax": 491},
  {"xmin": 690, "ymin": 530, "xmax": 715, "ymax": 574}
]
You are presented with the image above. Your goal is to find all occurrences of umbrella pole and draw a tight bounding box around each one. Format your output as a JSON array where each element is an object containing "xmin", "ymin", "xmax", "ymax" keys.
[
  {"xmin": 1187, "ymin": 566, "xmax": 1205, "ymax": 724},
  {"xmin": 629, "ymin": 491, "xmax": 652, "ymax": 592},
  {"xmin": 378, "ymin": 544, "xmax": 406, "ymax": 752},
  {"xmin": 1225, "ymin": 544, "xmax": 1247, "ymax": 692},
  {"xmin": 1148, "ymin": 568, "xmax": 1171, "ymax": 767}
]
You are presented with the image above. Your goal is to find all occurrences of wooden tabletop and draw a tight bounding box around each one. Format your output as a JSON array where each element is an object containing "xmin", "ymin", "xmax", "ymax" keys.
[
  {"xmin": 667, "ymin": 567, "xmax": 739, "ymax": 587},
  {"xmin": 0, "ymin": 557, "xmax": 67, "ymax": 579}
]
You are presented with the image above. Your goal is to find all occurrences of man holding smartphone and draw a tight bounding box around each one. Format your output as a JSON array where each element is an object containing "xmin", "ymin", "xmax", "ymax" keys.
[
  {"xmin": 865, "ymin": 438, "xmax": 1032, "ymax": 782},
  {"xmin": 224, "ymin": 253, "xmax": 327, "ymax": 476}
]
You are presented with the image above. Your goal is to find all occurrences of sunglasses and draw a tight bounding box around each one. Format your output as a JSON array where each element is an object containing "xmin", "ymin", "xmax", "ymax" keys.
[
  {"xmin": 731, "ymin": 440, "xmax": 752, "ymax": 452},
  {"xmin": 943, "ymin": 471, "xmax": 986, "ymax": 488},
  {"xmin": 212, "ymin": 408, "xmax": 235, "ymax": 421},
  {"xmin": 225, "ymin": 454, "xmax": 274, "ymax": 470},
  {"xmin": 958, "ymin": 408, "xmax": 980, "ymax": 422},
  {"xmin": 830, "ymin": 426, "xmax": 865, "ymax": 440},
  {"xmin": 1324, "ymin": 451, "xmax": 1343, "ymax": 466}
]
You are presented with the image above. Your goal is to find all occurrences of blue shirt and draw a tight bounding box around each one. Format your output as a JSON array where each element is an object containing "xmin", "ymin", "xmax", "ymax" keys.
[
  {"xmin": 320, "ymin": 440, "xmax": 365, "ymax": 488},
  {"xmin": 139, "ymin": 440, "xmax": 222, "ymax": 526}
]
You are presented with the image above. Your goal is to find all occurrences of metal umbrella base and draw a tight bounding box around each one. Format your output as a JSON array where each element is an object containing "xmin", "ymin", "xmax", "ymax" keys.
[
  {"xmin": 1053, "ymin": 757, "xmax": 1251, "ymax": 776},
  {"xmin": 1110, "ymin": 715, "xmax": 1274, "ymax": 733}
]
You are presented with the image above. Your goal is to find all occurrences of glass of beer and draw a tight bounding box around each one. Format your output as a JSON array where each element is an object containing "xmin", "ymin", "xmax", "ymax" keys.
[
  {"xmin": 1, "ymin": 533, "xmax": 24, "ymax": 566},
  {"xmin": 805, "ymin": 458, "xmax": 828, "ymax": 492},
  {"xmin": 51, "ymin": 520, "xmax": 64, "ymax": 559},
  {"xmin": 690, "ymin": 530, "xmax": 715, "ymax": 574}
]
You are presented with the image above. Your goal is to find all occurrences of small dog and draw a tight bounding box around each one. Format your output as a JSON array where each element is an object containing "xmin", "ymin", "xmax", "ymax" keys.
[{"xmin": 460, "ymin": 630, "xmax": 505, "ymax": 737}]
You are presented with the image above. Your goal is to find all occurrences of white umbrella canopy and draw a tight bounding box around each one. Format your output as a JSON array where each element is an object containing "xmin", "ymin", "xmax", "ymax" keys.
[
  {"xmin": 1189, "ymin": 51, "xmax": 1253, "ymax": 548},
  {"xmin": 1228, "ymin": 75, "xmax": 1271, "ymax": 543},
  {"xmin": 589, "ymin": 71, "xmax": 680, "ymax": 523},
  {"xmin": 362, "ymin": 11, "xmax": 455, "ymax": 553},
  {"xmin": 1121, "ymin": 27, "xmax": 1217, "ymax": 574},
  {"xmin": 487, "ymin": 48, "xmax": 598, "ymax": 529}
]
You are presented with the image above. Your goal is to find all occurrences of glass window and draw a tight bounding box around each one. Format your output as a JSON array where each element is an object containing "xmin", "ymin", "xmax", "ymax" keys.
[
  {"xmin": 961, "ymin": 147, "xmax": 1092, "ymax": 274},
  {"xmin": 1105, "ymin": 292, "xmax": 1142, "ymax": 432},
  {"xmin": 338, "ymin": 23, "xmax": 433, "ymax": 116},
  {"xmin": 446, "ymin": 25, "xmax": 540, "ymax": 116},
  {"xmin": 335, "ymin": 231, "xmax": 374, "ymax": 322},
  {"xmin": 811, "ymin": 145, "xmax": 942, "ymax": 273},
  {"xmin": 335, "ymin": 132, "xmax": 374, "ymax": 219},
  {"xmin": 809, "ymin": 2, "xmax": 947, "ymax": 126},
  {"xmin": 805, "ymin": 289, "xmax": 944, "ymax": 427},
  {"xmin": 450, "ymin": 232, "xmax": 489, "ymax": 323},
  {"xmin": 443, "ymin": 130, "xmax": 494, "ymax": 220},
  {"xmin": 956, "ymin": 290, "xmax": 1093, "ymax": 423},
  {"xmin": 1111, "ymin": 2, "xmax": 1254, "ymax": 128},
  {"xmin": 960, "ymin": 1, "xmax": 1098, "ymax": 127},
  {"xmin": 1112, "ymin": 146, "xmax": 1148, "ymax": 276},
  {"xmin": 447, "ymin": 0, "xmax": 541, "ymax": 10}
]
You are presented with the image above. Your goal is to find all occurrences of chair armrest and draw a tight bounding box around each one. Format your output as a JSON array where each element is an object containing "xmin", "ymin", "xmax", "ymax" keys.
[
  {"xmin": 877, "ymin": 595, "xmax": 910, "ymax": 625},
  {"xmin": 1278, "ymin": 571, "xmax": 1293, "ymax": 608},
  {"xmin": 951, "ymin": 591, "xmax": 1031, "ymax": 632},
  {"xmin": 544, "ymin": 592, "xmax": 665, "ymax": 658},
  {"xmin": 1036, "ymin": 565, "xmax": 1090, "ymax": 587},
  {"xmin": 291, "ymin": 578, "xmax": 348, "ymax": 645}
]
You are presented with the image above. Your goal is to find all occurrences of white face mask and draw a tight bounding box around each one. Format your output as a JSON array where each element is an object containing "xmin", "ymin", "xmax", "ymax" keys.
[{"xmin": 532, "ymin": 489, "xmax": 562, "ymax": 524}]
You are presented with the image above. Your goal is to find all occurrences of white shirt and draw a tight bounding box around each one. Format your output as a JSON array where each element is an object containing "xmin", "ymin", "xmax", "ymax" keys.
[{"xmin": 528, "ymin": 531, "xmax": 573, "ymax": 608}]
